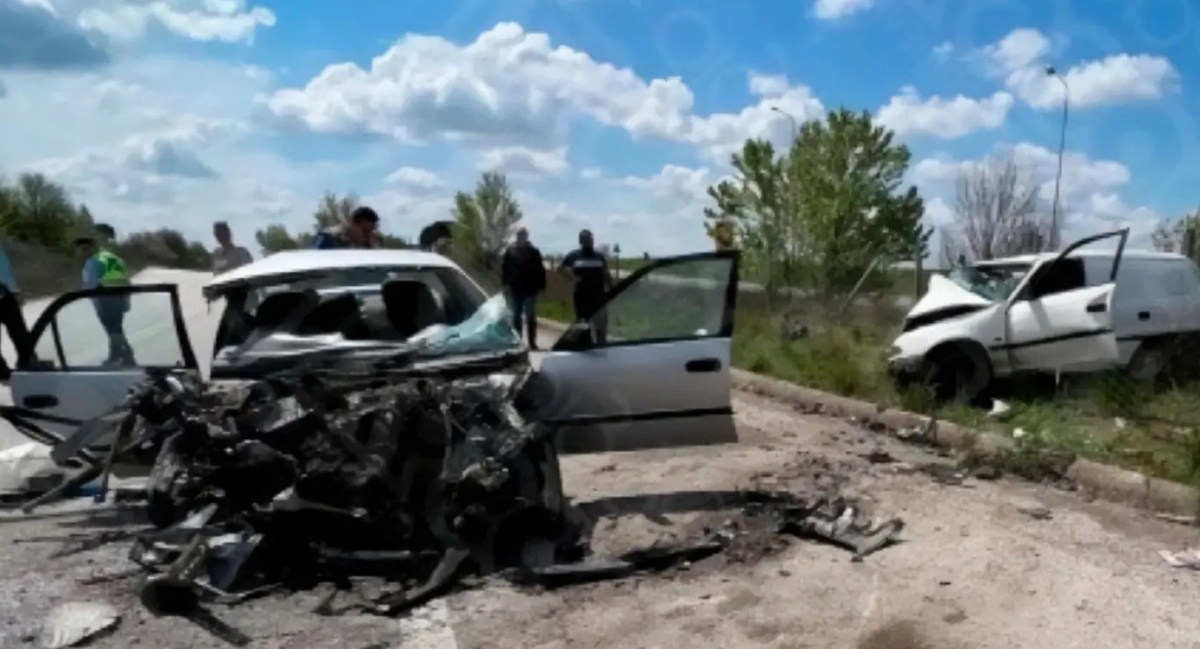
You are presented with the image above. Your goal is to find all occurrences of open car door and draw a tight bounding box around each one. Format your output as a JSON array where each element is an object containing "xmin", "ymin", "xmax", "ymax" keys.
[
  {"xmin": 1004, "ymin": 229, "xmax": 1128, "ymax": 373},
  {"xmin": 8, "ymin": 285, "xmax": 201, "ymax": 458},
  {"xmin": 537, "ymin": 251, "xmax": 739, "ymax": 453}
]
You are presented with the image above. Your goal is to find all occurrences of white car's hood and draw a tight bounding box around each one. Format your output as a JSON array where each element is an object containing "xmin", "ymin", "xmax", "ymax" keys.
[{"xmin": 907, "ymin": 274, "xmax": 994, "ymax": 319}]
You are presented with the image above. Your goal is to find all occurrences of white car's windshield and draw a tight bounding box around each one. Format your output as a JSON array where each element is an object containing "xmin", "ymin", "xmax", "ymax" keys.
[
  {"xmin": 219, "ymin": 266, "xmax": 521, "ymax": 360},
  {"xmin": 945, "ymin": 263, "xmax": 1031, "ymax": 301}
]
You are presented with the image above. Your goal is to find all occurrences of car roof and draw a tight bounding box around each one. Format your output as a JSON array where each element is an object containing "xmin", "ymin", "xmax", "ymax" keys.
[
  {"xmin": 976, "ymin": 250, "xmax": 1189, "ymax": 267},
  {"xmin": 205, "ymin": 248, "xmax": 460, "ymax": 292}
]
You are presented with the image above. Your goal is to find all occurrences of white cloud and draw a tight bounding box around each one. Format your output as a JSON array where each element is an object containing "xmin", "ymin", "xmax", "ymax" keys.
[
  {"xmin": 258, "ymin": 24, "xmax": 823, "ymax": 164},
  {"xmin": 687, "ymin": 73, "xmax": 824, "ymax": 162},
  {"xmin": 77, "ymin": 0, "xmax": 276, "ymax": 44},
  {"xmin": 978, "ymin": 28, "xmax": 1179, "ymax": 109},
  {"xmin": 384, "ymin": 166, "xmax": 444, "ymax": 191},
  {"xmin": 812, "ymin": 0, "xmax": 874, "ymax": 20},
  {"xmin": 931, "ymin": 41, "xmax": 953, "ymax": 62},
  {"xmin": 912, "ymin": 143, "xmax": 1159, "ymax": 245},
  {"xmin": 748, "ymin": 72, "xmax": 789, "ymax": 96},
  {"xmin": 876, "ymin": 87, "xmax": 1013, "ymax": 139},
  {"xmin": 477, "ymin": 146, "xmax": 569, "ymax": 178},
  {"xmin": 619, "ymin": 164, "xmax": 712, "ymax": 204}
]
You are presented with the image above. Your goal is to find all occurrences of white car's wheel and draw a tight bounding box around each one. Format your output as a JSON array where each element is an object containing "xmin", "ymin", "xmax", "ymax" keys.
[{"xmin": 1127, "ymin": 344, "xmax": 1168, "ymax": 387}]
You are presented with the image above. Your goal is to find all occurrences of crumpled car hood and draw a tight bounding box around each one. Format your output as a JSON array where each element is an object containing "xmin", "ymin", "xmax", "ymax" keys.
[{"xmin": 906, "ymin": 274, "xmax": 994, "ymax": 319}]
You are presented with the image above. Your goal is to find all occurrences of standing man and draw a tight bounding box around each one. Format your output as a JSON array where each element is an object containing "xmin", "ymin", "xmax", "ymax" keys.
[
  {"xmin": 77, "ymin": 231, "xmax": 135, "ymax": 366},
  {"xmin": 313, "ymin": 206, "xmax": 380, "ymax": 249},
  {"xmin": 211, "ymin": 221, "xmax": 253, "ymax": 275},
  {"xmin": 501, "ymin": 227, "xmax": 546, "ymax": 349},
  {"xmin": 559, "ymin": 229, "xmax": 612, "ymax": 344},
  {"xmin": 0, "ymin": 243, "xmax": 30, "ymax": 380}
]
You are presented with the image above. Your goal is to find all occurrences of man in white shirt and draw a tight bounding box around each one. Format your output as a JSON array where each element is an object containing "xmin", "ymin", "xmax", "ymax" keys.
[{"xmin": 211, "ymin": 221, "xmax": 253, "ymax": 275}]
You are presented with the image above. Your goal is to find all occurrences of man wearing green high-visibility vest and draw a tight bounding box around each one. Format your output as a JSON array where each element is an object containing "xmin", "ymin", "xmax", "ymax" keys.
[{"xmin": 75, "ymin": 223, "xmax": 136, "ymax": 366}]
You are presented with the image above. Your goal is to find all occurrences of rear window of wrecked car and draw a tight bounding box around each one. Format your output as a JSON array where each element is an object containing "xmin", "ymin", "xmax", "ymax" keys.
[{"xmin": 225, "ymin": 266, "xmax": 488, "ymax": 332}]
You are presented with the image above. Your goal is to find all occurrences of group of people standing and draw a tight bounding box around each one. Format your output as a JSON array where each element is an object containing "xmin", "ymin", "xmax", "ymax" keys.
[{"xmin": 501, "ymin": 227, "xmax": 612, "ymax": 350}]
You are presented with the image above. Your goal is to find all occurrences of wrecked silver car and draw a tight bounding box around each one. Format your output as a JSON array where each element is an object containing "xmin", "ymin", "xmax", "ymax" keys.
[{"xmin": 6, "ymin": 248, "xmax": 743, "ymax": 462}]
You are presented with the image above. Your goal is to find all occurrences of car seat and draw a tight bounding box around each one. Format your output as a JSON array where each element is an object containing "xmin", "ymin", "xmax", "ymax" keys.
[
  {"xmin": 252, "ymin": 290, "xmax": 318, "ymax": 332},
  {"xmin": 381, "ymin": 279, "xmax": 445, "ymax": 339},
  {"xmin": 297, "ymin": 292, "xmax": 371, "ymax": 338}
]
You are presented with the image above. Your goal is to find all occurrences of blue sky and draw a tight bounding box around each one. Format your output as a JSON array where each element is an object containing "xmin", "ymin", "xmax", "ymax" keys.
[{"xmin": 0, "ymin": 0, "xmax": 1195, "ymax": 256}]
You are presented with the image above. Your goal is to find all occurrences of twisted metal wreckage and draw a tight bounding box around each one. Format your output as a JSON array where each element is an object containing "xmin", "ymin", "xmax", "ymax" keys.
[{"xmin": 3, "ymin": 345, "xmax": 905, "ymax": 646}]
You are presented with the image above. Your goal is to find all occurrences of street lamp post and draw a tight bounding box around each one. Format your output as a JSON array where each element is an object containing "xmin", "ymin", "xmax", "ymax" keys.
[
  {"xmin": 770, "ymin": 106, "xmax": 799, "ymax": 144},
  {"xmin": 1046, "ymin": 67, "xmax": 1070, "ymax": 251}
]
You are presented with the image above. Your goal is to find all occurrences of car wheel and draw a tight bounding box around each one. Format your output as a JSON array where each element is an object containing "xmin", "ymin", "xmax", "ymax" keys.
[
  {"xmin": 1127, "ymin": 344, "xmax": 1168, "ymax": 388},
  {"xmin": 923, "ymin": 342, "xmax": 992, "ymax": 405}
]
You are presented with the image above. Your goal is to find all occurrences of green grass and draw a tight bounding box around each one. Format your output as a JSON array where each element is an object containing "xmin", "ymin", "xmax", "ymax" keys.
[{"xmin": 537, "ymin": 291, "xmax": 1200, "ymax": 487}]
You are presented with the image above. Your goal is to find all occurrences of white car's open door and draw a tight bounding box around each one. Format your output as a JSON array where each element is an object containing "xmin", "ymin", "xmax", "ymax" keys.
[
  {"xmin": 8, "ymin": 285, "xmax": 201, "ymax": 456},
  {"xmin": 1004, "ymin": 229, "xmax": 1128, "ymax": 372},
  {"xmin": 537, "ymin": 250, "xmax": 740, "ymax": 453}
]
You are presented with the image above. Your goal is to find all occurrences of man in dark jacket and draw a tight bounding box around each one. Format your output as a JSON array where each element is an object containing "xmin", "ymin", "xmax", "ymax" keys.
[
  {"xmin": 559, "ymin": 229, "xmax": 612, "ymax": 344},
  {"xmin": 313, "ymin": 206, "xmax": 380, "ymax": 249},
  {"xmin": 501, "ymin": 227, "xmax": 546, "ymax": 349}
]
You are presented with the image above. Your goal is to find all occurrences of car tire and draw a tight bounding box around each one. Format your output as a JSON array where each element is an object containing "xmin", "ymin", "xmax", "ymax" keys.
[
  {"xmin": 923, "ymin": 342, "xmax": 992, "ymax": 405},
  {"xmin": 1127, "ymin": 343, "xmax": 1168, "ymax": 388}
]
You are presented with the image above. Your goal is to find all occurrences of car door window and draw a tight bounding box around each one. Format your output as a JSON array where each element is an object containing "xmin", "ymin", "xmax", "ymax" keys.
[
  {"xmin": 28, "ymin": 289, "xmax": 191, "ymax": 370},
  {"xmin": 1028, "ymin": 258, "xmax": 1085, "ymax": 299},
  {"xmin": 590, "ymin": 256, "xmax": 734, "ymax": 344}
]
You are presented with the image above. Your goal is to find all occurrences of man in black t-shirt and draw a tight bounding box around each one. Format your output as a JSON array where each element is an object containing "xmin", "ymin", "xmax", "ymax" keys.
[{"xmin": 559, "ymin": 229, "xmax": 612, "ymax": 343}]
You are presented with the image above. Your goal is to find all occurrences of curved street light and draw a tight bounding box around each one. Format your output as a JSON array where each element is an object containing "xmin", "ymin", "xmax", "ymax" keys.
[
  {"xmin": 771, "ymin": 106, "xmax": 799, "ymax": 143},
  {"xmin": 1046, "ymin": 67, "xmax": 1070, "ymax": 251}
]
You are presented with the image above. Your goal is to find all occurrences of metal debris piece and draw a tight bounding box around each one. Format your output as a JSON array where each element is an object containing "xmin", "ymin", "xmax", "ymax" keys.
[
  {"xmin": 778, "ymin": 499, "xmax": 904, "ymax": 561},
  {"xmin": 1160, "ymin": 549, "xmax": 1200, "ymax": 569},
  {"xmin": 40, "ymin": 601, "xmax": 119, "ymax": 648}
]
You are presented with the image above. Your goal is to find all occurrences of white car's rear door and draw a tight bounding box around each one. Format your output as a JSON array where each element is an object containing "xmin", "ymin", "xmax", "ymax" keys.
[
  {"xmin": 8, "ymin": 285, "xmax": 201, "ymax": 452},
  {"xmin": 537, "ymin": 251, "xmax": 740, "ymax": 453}
]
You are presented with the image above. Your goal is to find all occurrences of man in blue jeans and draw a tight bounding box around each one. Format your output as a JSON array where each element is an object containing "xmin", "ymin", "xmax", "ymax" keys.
[
  {"xmin": 500, "ymin": 227, "xmax": 546, "ymax": 349},
  {"xmin": 77, "ymin": 232, "xmax": 135, "ymax": 366}
]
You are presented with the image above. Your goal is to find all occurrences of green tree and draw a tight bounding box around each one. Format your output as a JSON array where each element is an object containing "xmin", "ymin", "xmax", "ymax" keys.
[
  {"xmin": 451, "ymin": 172, "xmax": 522, "ymax": 271},
  {"xmin": 706, "ymin": 108, "xmax": 929, "ymax": 296},
  {"xmin": 1152, "ymin": 212, "xmax": 1197, "ymax": 256}
]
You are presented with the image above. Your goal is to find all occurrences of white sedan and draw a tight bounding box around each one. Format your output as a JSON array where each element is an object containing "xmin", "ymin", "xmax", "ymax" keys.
[{"xmin": 8, "ymin": 247, "xmax": 742, "ymax": 461}]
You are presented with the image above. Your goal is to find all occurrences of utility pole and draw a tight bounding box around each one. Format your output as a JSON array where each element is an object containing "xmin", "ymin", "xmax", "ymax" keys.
[
  {"xmin": 1046, "ymin": 67, "xmax": 1070, "ymax": 251},
  {"xmin": 771, "ymin": 106, "xmax": 801, "ymax": 289}
]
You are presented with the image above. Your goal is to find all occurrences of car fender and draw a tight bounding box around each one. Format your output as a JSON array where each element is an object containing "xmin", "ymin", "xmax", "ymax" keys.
[{"xmin": 890, "ymin": 304, "xmax": 1008, "ymax": 373}]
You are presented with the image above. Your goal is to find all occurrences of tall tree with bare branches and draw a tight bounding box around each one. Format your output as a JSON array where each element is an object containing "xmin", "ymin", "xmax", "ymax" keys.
[{"xmin": 940, "ymin": 156, "xmax": 1055, "ymax": 264}]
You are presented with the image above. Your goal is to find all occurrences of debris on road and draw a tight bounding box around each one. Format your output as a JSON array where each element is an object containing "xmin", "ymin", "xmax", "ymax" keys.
[
  {"xmin": 40, "ymin": 600, "xmax": 120, "ymax": 648},
  {"xmin": 1016, "ymin": 506, "xmax": 1052, "ymax": 521},
  {"xmin": 1159, "ymin": 548, "xmax": 1200, "ymax": 569},
  {"xmin": 11, "ymin": 362, "xmax": 908, "ymax": 645}
]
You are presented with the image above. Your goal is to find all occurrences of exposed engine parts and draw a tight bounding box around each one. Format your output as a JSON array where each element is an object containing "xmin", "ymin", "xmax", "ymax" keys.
[{"xmin": 14, "ymin": 364, "xmax": 904, "ymax": 646}]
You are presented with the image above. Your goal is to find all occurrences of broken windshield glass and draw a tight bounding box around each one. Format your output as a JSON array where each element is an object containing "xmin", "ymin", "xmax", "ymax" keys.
[
  {"xmin": 408, "ymin": 292, "xmax": 521, "ymax": 357},
  {"xmin": 945, "ymin": 263, "xmax": 1030, "ymax": 301}
]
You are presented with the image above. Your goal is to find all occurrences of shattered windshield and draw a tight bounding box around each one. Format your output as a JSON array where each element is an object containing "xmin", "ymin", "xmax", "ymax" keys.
[
  {"xmin": 219, "ymin": 266, "xmax": 521, "ymax": 360},
  {"xmin": 945, "ymin": 263, "xmax": 1031, "ymax": 301}
]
